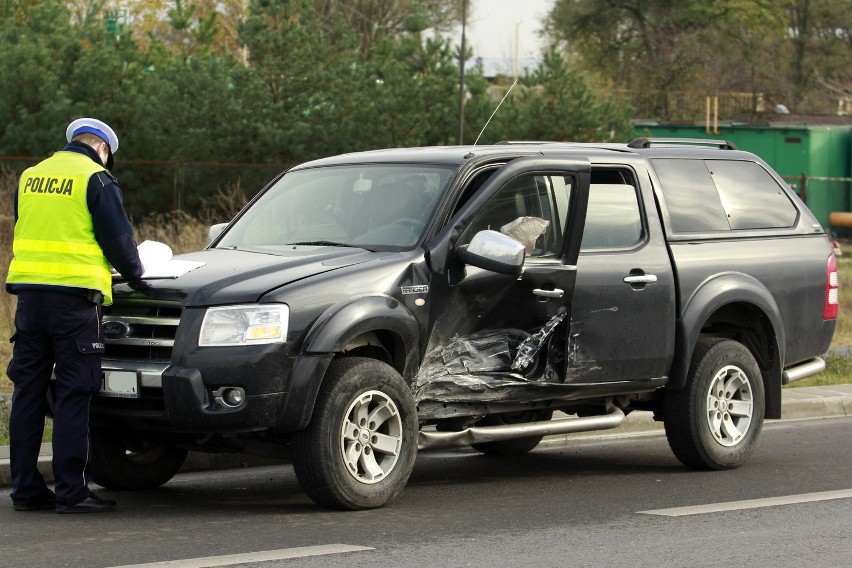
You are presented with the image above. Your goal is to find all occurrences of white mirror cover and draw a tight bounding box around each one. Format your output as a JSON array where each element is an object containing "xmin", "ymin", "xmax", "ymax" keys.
[
  {"xmin": 467, "ymin": 230, "xmax": 525, "ymax": 268},
  {"xmin": 207, "ymin": 223, "xmax": 228, "ymax": 244}
]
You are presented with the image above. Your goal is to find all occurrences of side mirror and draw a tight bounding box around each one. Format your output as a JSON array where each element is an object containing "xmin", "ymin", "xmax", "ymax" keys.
[
  {"xmin": 207, "ymin": 223, "xmax": 228, "ymax": 245},
  {"xmin": 457, "ymin": 230, "xmax": 525, "ymax": 275}
]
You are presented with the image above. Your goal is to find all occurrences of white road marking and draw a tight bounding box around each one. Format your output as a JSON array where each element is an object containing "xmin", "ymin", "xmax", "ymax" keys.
[
  {"xmin": 107, "ymin": 544, "xmax": 374, "ymax": 568},
  {"xmin": 639, "ymin": 488, "xmax": 852, "ymax": 517}
]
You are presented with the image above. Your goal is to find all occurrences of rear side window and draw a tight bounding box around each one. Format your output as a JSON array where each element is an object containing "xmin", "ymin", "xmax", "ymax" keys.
[
  {"xmin": 581, "ymin": 184, "xmax": 643, "ymax": 250},
  {"xmin": 653, "ymin": 158, "xmax": 798, "ymax": 233},
  {"xmin": 651, "ymin": 159, "xmax": 729, "ymax": 233},
  {"xmin": 708, "ymin": 160, "xmax": 798, "ymax": 229}
]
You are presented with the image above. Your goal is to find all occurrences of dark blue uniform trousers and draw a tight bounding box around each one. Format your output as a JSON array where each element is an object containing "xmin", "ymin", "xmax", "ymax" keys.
[{"xmin": 7, "ymin": 290, "xmax": 104, "ymax": 506}]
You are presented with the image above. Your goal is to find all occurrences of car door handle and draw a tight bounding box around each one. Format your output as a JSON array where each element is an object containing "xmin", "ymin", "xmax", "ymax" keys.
[
  {"xmin": 623, "ymin": 274, "xmax": 657, "ymax": 284},
  {"xmin": 533, "ymin": 288, "xmax": 564, "ymax": 298}
]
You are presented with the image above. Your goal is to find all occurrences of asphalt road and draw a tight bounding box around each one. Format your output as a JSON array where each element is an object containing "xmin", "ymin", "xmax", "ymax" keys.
[{"xmin": 1, "ymin": 415, "xmax": 850, "ymax": 568}]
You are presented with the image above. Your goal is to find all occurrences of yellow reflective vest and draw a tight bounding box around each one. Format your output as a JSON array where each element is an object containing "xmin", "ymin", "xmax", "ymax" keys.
[{"xmin": 7, "ymin": 151, "xmax": 114, "ymax": 305}]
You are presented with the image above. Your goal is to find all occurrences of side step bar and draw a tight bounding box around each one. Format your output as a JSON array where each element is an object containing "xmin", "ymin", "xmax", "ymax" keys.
[
  {"xmin": 418, "ymin": 406, "xmax": 625, "ymax": 451},
  {"xmin": 782, "ymin": 357, "xmax": 826, "ymax": 385}
]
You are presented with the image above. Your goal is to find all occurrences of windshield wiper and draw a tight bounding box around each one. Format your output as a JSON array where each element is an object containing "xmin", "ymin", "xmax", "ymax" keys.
[{"xmin": 287, "ymin": 241, "xmax": 359, "ymax": 248}]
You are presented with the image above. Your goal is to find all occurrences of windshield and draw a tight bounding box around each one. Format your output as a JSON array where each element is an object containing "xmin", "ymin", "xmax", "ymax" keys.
[{"xmin": 215, "ymin": 164, "xmax": 453, "ymax": 252}]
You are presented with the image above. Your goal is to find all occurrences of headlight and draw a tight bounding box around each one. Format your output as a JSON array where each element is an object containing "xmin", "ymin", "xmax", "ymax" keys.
[{"xmin": 199, "ymin": 304, "xmax": 289, "ymax": 347}]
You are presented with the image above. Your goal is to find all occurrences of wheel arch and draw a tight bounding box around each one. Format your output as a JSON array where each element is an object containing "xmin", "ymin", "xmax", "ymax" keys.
[
  {"xmin": 671, "ymin": 273, "xmax": 784, "ymax": 418},
  {"xmin": 303, "ymin": 294, "xmax": 420, "ymax": 377},
  {"xmin": 278, "ymin": 296, "xmax": 420, "ymax": 432}
]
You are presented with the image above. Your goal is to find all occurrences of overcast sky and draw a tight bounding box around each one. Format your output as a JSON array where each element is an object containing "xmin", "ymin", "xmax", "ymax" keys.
[{"xmin": 459, "ymin": 0, "xmax": 555, "ymax": 61}]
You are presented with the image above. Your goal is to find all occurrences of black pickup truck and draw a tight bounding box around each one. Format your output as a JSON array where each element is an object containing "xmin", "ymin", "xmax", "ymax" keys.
[{"xmin": 91, "ymin": 138, "xmax": 837, "ymax": 510}]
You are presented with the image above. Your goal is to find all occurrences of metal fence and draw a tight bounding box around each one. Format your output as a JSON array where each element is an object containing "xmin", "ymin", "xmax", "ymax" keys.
[
  {"xmin": 784, "ymin": 174, "xmax": 852, "ymax": 237},
  {"xmin": 615, "ymin": 89, "xmax": 847, "ymax": 122},
  {"xmin": 613, "ymin": 90, "xmax": 768, "ymax": 122}
]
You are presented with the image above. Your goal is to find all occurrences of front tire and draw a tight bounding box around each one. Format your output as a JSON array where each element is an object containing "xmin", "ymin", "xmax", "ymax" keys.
[
  {"xmin": 664, "ymin": 338, "xmax": 765, "ymax": 470},
  {"xmin": 89, "ymin": 427, "xmax": 188, "ymax": 490},
  {"xmin": 292, "ymin": 357, "xmax": 418, "ymax": 510}
]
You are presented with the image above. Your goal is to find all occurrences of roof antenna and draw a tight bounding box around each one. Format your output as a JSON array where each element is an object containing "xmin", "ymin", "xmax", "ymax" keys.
[
  {"xmin": 473, "ymin": 77, "xmax": 518, "ymax": 147},
  {"xmin": 473, "ymin": 20, "xmax": 521, "ymax": 148}
]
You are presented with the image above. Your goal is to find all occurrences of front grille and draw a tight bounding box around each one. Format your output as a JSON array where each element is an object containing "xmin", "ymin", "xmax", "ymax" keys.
[{"xmin": 103, "ymin": 299, "xmax": 182, "ymax": 362}]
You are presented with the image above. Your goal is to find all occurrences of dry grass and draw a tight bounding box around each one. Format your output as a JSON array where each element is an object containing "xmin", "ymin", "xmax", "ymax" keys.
[
  {"xmin": 134, "ymin": 210, "xmax": 210, "ymax": 254},
  {"xmin": 0, "ymin": 396, "xmax": 9, "ymax": 442},
  {"xmin": 132, "ymin": 182, "xmax": 249, "ymax": 254}
]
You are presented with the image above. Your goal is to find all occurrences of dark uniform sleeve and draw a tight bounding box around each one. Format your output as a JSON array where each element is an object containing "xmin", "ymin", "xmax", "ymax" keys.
[{"xmin": 88, "ymin": 172, "xmax": 145, "ymax": 282}]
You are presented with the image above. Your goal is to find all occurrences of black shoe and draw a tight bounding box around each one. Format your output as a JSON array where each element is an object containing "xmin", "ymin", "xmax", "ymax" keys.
[
  {"xmin": 13, "ymin": 490, "xmax": 56, "ymax": 512},
  {"xmin": 55, "ymin": 493, "xmax": 116, "ymax": 514}
]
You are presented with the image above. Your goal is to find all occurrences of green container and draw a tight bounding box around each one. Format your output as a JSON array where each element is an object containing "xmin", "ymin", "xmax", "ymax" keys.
[{"xmin": 633, "ymin": 122, "xmax": 852, "ymax": 229}]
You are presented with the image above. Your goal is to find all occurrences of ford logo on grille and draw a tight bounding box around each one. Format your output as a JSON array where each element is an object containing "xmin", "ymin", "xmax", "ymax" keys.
[{"xmin": 102, "ymin": 320, "xmax": 131, "ymax": 340}]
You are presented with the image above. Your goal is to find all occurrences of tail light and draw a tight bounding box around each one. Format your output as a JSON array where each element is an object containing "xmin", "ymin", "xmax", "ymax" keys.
[{"xmin": 824, "ymin": 254, "xmax": 839, "ymax": 320}]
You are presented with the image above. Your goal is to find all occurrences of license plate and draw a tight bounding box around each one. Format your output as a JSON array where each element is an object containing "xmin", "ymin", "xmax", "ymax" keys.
[{"xmin": 99, "ymin": 371, "xmax": 140, "ymax": 398}]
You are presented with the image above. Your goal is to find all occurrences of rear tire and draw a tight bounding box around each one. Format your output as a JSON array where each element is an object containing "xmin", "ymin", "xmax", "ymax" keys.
[
  {"xmin": 292, "ymin": 357, "xmax": 418, "ymax": 510},
  {"xmin": 89, "ymin": 427, "xmax": 188, "ymax": 490},
  {"xmin": 664, "ymin": 338, "xmax": 765, "ymax": 470}
]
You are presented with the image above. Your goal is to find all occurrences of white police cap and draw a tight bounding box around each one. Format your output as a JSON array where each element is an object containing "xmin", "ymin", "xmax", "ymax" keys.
[{"xmin": 66, "ymin": 118, "xmax": 119, "ymax": 154}]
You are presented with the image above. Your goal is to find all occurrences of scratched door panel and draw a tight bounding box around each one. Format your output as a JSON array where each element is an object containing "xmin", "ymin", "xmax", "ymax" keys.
[{"xmin": 568, "ymin": 169, "xmax": 675, "ymax": 384}]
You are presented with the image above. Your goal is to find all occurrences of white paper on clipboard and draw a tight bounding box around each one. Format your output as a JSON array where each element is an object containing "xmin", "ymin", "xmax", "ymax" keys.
[{"xmin": 135, "ymin": 240, "xmax": 205, "ymax": 279}]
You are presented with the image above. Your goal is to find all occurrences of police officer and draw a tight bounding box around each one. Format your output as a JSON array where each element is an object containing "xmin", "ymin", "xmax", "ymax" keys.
[{"xmin": 6, "ymin": 118, "xmax": 144, "ymax": 513}]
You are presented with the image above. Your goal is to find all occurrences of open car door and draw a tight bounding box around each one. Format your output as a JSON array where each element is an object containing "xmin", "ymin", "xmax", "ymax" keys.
[{"xmin": 417, "ymin": 156, "xmax": 591, "ymax": 407}]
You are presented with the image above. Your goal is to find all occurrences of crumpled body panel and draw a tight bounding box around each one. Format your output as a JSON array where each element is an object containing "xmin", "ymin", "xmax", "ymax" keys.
[{"xmin": 413, "ymin": 311, "xmax": 595, "ymax": 404}]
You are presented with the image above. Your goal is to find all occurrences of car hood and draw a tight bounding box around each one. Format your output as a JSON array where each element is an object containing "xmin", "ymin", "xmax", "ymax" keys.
[{"xmin": 112, "ymin": 247, "xmax": 377, "ymax": 307}]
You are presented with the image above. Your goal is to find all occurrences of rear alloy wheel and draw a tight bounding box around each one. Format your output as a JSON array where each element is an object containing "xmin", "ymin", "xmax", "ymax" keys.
[
  {"xmin": 292, "ymin": 357, "xmax": 418, "ymax": 510},
  {"xmin": 664, "ymin": 338, "xmax": 765, "ymax": 470},
  {"xmin": 705, "ymin": 364, "xmax": 755, "ymax": 447}
]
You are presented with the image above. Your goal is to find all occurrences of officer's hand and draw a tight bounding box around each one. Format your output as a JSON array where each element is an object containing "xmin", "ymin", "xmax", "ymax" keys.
[{"xmin": 128, "ymin": 279, "xmax": 152, "ymax": 293}]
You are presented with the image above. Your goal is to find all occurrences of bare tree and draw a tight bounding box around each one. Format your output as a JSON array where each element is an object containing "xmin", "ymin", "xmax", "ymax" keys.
[
  {"xmin": 545, "ymin": 0, "xmax": 850, "ymax": 118},
  {"xmin": 313, "ymin": 0, "xmax": 462, "ymax": 57}
]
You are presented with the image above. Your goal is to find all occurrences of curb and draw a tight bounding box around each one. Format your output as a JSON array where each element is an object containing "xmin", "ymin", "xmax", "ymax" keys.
[
  {"xmin": 773, "ymin": 385, "xmax": 852, "ymax": 420},
  {"xmin": 2, "ymin": 385, "xmax": 851, "ymax": 489}
]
